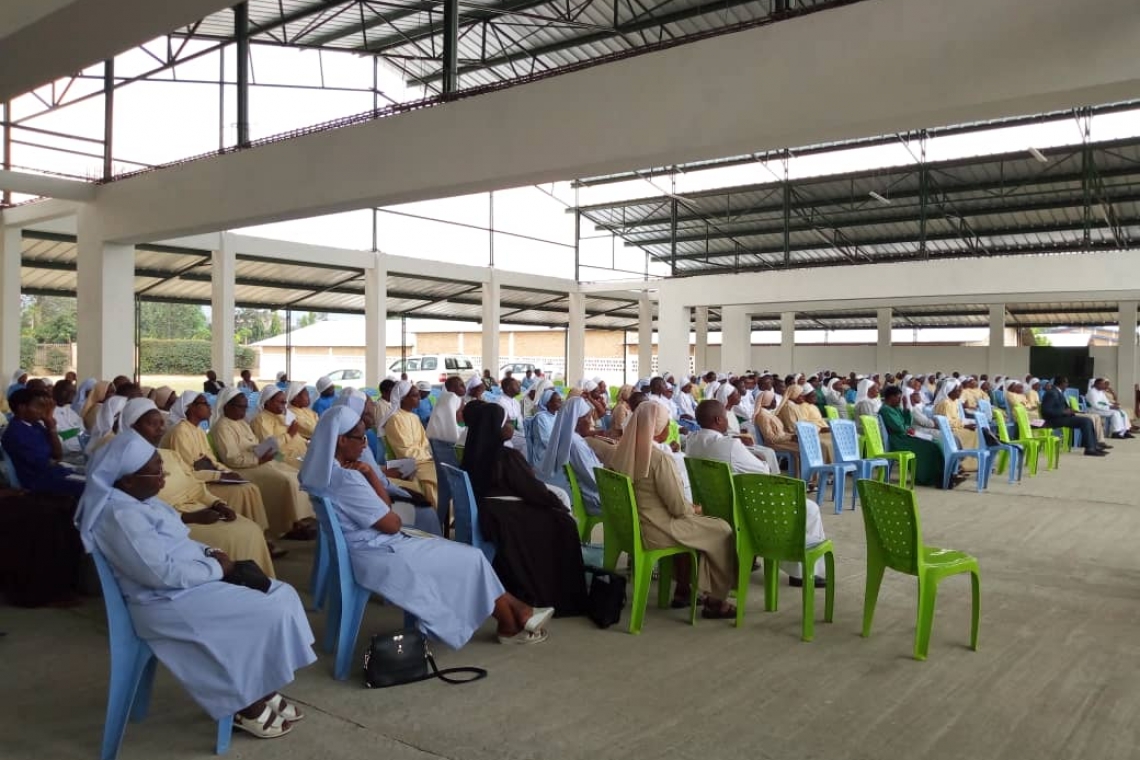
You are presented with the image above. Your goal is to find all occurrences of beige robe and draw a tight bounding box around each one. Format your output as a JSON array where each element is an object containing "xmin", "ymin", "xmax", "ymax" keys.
[
  {"xmin": 160, "ymin": 420, "xmax": 269, "ymax": 531},
  {"xmin": 611, "ymin": 402, "xmax": 632, "ymax": 433},
  {"xmin": 632, "ymin": 447, "xmax": 734, "ymax": 600},
  {"xmin": 385, "ymin": 409, "xmax": 439, "ymax": 507},
  {"xmin": 156, "ymin": 449, "xmax": 275, "ymax": 577},
  {"xmin": 210, "ymin": 417, "xmax": 315, "ymax": 535},
  {"xmin": 292, "ymin": 406, "xmax": 319, "ymax": 439},
  {"xmin": 934, "ymin": 399, "xmax": 978, "ymax": 471},
  {"xmin": 250, "ymin": 410, "xmax": 308, "ymax": 469}
]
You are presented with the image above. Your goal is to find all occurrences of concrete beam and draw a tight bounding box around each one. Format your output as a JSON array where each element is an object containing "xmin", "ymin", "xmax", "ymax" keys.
[
  {"xmin": 0, "ymin": 0, "xmax": 234, "ymax": 102},
  {"xmin": 1, "ymin": 199, "xmax": 83, "ymax": 228},
  {"xmin": 0, "ymin": 227, "xmax": 21, "ymax": 374},
  {"xmin": 0, "ymin": 170, "xmax": 95, "ymax": 202},
  {"xmin": 1118, "ymin": 301, "xmax": 1137, "ymax": 402},
  {"xmin": 95, "ymin": 0, "xmax": 1140, "ymax": 242},
  {"xmin": 365, "ymin": 253, "xmax": 388, "ymax": 387}
]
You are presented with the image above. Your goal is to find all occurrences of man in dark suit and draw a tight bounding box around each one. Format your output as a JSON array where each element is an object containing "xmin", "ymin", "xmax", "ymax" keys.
[{"xmin": 1041, "ymin": 377, "xmax": 1107, "ymax": 457}]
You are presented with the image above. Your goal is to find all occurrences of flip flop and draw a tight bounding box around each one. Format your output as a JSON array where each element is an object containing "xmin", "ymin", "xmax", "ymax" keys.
[
  {"xmin": 498, "ymin": 629, "xmax": 548, "ymax": 645},
  {"xmin": 524, "ymin": 607, "xmax": 555, "ymax": 633}
]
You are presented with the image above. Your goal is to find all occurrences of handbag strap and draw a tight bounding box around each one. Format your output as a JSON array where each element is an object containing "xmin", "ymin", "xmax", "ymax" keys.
[{"xmin": 426, "ymin": 654, "xmax": 487, "ymax": 684}]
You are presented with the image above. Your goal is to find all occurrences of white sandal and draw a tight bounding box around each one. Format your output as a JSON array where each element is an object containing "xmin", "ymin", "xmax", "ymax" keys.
[
  {"xmin": 524, "ymin": 607, "xmax": 554, "ymax": 634},
  {"xmin": 267, "ymin": 693, "xmax": 305, "ymax": 722},
  {"xmin": 234, "ymin": 705, "xmax": 293, "ymax": 739},
  {"xmin": 498, "ymin": 629, "xmax": 548, "ymax": 645}
]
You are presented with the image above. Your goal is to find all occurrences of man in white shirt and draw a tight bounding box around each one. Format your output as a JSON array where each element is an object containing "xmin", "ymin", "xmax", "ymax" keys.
[
  {"xmin": 496, "ymin": 376, "xmax": 528, "ymax": 452},
  {"xmin": 647, "ymin": 377, "xmax": 679, "ymax": 420},
  {"xmin": 51, "ymin": 381, "xmax": 86, "ymax": 461},
  {"xmin": 685, "ymin": 400, "xmax": 827, "ymax": 587},
  {"xmin": 1087, "ymin": 378, "xmax": 1133, "ymax": 439}
]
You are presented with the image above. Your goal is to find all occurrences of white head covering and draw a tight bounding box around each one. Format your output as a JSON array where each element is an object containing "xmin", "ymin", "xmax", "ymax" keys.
[
  {"xmin": 298, "ymin": 404, "xmax": 362, "ymax": 495},
  {"xmin": 933, "ymin": 378, "xmax": 960, "ymax": 405},
  {"xmin": 10, "ymin": 368, "xmax": 28, "ymax": 385},
  {"xmin": 390, "ymin": 380, "xmax": 413, "ymax": 409},
  {"xmin": 855, "ymin": 378, "xmax": 876, "ymax": 404},
  {"xmin": 286, "ymin": 381, "xmax": 308, "ymax": 404},
  {"xmin": 276, "ymin": 371, "xmax": 287, "ymax": 382},
  {"xmin": 72, "ymin": 377, "xmax": 97, "ymax": 414},
  {"xmin": 315, "ymin": 376, "xmax": 333, "ymax": 393},
  {"xmin": 611, "ymin": 399, "xmax": 671, "ymax": 480},
  {"xmin": 537, "ymin": 396, "xmax": 591, "ymax": 478},
  {"xmin": 579, "ymin": 378, "xmax": 598, "ymax": 393},
  {"xmin": 425, "ymin": 388, "xmax": 462, "ymax": 443},
  {"xmin": 88, "ymin": 396, "xmax": 127, "ymax": 447},
  {"xmin": 415, "ymin": 381, "xmax": 432, "ymax": 393},
  {"xmin": 168, "ymin": 391, "xmax": 203, "ymax": 426},
  {"xmin": 333, "ymin": 387, "xmax": 369, "ymax": 415},
  {"xmin": 211, "ymin": 387, "xmax": 244, "ymax": 427},
  {"xmin": 121, "ymin": 398, "xmax": 159, "ymax": 432},
  {"xmin": 74, "ymin": 429, "xmax": 157, "ymax": 551},
  {"xmin": 714, "ymin": 383, "xmax": 736, "ymax": 406},
  {"xmin": 258, "ymin": 385, "xmax": 285, "ymax": 412},
  {"xmin": 465, "ymin": 375, "xmax": 484, "ymax": 395}
]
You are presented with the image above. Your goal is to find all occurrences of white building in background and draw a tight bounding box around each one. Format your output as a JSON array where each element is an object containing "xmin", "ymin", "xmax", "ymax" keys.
[{"xmin": 251, "ymin": 320, "xmax": 413, "ymax": 383}]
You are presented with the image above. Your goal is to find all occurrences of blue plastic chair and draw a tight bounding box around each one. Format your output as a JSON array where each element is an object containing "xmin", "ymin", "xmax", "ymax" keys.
[
  {"xmin": 429, "ymin": 438, "xmax": 460, "ymax": 537},
  {"xmin": 91, "ymin": 551, "xmax": 232, "ymax": 759},
  {"xmin": 933, "ymin": 415, "xmax": 994, "ymax": 492},
  {"xmin": 829, "ymin": 419, "xmax": 889, "ymax": 508},
  {"xmin": 749, "ymin": 422, "xmax": 796, "ymax": 477},
  {"xmin": 795, "ymin": 422, "xmax": 857, "ymax": 515},
  {"xmin": 0, "ymin": 448, "xmax": 21, "ymax": 488},
  {"xmin": 973, "ymin": 411, "xmax": 1022, "ymax": 484},
  {"xmin": 977, "ymin": 399, "xmax": 993, "ymax": 418},
  {"xmin": 438, "ymin": 463, "xmax": 496, "ymax": 563},
  {"xmin": 312, "ymin": 497, "xmax": 416, "ymax": 681}
]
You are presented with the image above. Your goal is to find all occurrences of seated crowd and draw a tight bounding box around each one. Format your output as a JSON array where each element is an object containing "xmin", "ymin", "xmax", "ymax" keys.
[{"xmin": 0, "ymin": 363, "xmax": 1134, "ymax": 744}]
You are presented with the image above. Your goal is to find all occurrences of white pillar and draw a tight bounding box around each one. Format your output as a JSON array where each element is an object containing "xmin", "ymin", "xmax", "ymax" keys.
[
  {"xmin": 210, "ymin": 233, "xmax": 236, "ymax": 385},
  {"xmin": 76, "ymin": 206, "xmax": 135, "ymax": 380},
  {"xmin": 656, "ymin": 291, "xmax": 689, "ymax": 381},
  {"xmin": 693, "ymin": 306, "xmax": 709, "ymax": 375},
  {"xmin": 566, "ymin": 291, "xmax": 586, "ymax": 384},
  {"xmin": 721, "ymin": 305, "xmax": 750, "ymax": 375},
  {"xmin": 1117, "ymin": 301, "xmax": 1137, "ymax": 400},
  {"xmin": 364, "ymin": 253, "xmax": 387, "ymax": 387},
  {"xmin": 481, "ymin": 272, "xmax": 500, "ymax": 376},
  {"xmin": 0, "ymin": 226, "xmax": 21, "ymax": 375},
  {"xmin": 778, "ymin": 312, "xmax": 796, "ymax": 373},
  {"xmin": 638, "ymin": 292, "xmax": 654, "ymax": 377},
  {"xmin": 988, "ymin": 303, "xmax": 1006, "ymax": 377},
  {"xmin": 876, "ymin": 307, "xmax": 893, "ymax": 373}
]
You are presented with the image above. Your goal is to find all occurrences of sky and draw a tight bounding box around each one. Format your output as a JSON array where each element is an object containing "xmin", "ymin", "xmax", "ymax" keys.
[{"xmin": 7, "ymin": 33, "xmax": 1140, "ymax": 294}]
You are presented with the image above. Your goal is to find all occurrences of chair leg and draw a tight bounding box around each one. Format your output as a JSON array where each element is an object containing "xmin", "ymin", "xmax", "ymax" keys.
[
  {"xmin": 688, "ymin": 551, "xmax": 700, "ymax": 627},
  {"xmin": 801, "ymin": 562, "xmax": 815, "ymax": 643},
  {"xmin": 102, "ymin": 648, "xmax": 153, "ymax": 760},
  {"xmin": 215, "ymin": 716, "xmax": 233, "ymax": 755},
  {"xmin": 970, "ymin": 570, "xmax": 981, "ymax": 652},
  {"xmin": 130, "ymin": 656, "xmax": 157, "ymax": 722},
  {"xmin": 833, "ymin": 473, "xmax": 846, "ymax": 515},
  {"xmin": 334, "ymin": 586, "xmax": 370, "ymax": 680},
  {"xmin": 628, "ymin": 557, "xmax": 653, "ymax": 635},
  {"xmin": 322, "ymin": 587, "xmax": 340, "ymax": 654},
  {"xmin": 734, "ymin": 552, "xmax": 752, "ymax": 628},
  {"xmin": 861, "ymin": 562, "xmax": 885, "ymax": 638},
  {"xmin": 914, "ymin": 577, "xmax": 939, "ymax": 661},
  {"xmin": 602, "ymin": 539, "xmax": 621, "ymax": 572},
  {"xmin": 763, "ymin": 558, "xmax": 779, "ymax": 612},
  {"xmin": 823, "ymin": 551, "xmax": 836, "ymax": 624},
  {"xmin": 656, "ymin": 558, "xmax": 674, "ymax": 609}
]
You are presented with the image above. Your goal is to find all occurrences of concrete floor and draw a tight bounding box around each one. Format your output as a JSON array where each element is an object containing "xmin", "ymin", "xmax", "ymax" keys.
[{"xmin": 3, "ymin": 442, "xmax": 1140, "ymax": 760}]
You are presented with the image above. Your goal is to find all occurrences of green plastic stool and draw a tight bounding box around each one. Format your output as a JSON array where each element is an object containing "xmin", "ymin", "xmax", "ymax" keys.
[
  {"xmin": 595, "ymin": 467, "xmax": 699, "ymax": 635},
  {"xmin": 732, "ymin": 474, "xmax": 835, "ymax": 642},
  {"xmin": 564, "ymin": 463, "xmax": 603, "ymax": 543},
  {"xmin": 993, "ymin": 409, "xmax": 1039, "ymax": 476},
  {"xmin": 856, "ymin": 479, "xmax": 980, "ymax": 661},
  {"xmin": 860, "ymin": 415, "xmax": 916, "ymax": 490}
]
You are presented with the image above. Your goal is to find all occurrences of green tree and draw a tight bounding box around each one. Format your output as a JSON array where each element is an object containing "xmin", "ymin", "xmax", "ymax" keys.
[
  {"xmin": 234, "ymin": 309, "xmax": 286, "ymax": 345},
  {"xmin": 21, "ymin": 296, "xmax": 78, "ymax": 343},
  {"xmin": 139, "ymin": 302, "xmax": 209, "ymax": 340},
  {"xmin": 298, "ymin": 311, "xmax": 326, "ymax": 329}
]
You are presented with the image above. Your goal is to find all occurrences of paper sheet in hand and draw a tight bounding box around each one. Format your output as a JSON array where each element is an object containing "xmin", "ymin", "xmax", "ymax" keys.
[
  {"xmin": 387, "ymin": 458, "xmax": 417, "ymax": 478},
  {"xmin": 911, "ymin": 429, "xmax": 935, "ymax": 441},
  {"xmin": 254, "ymin": 436, "xmax": 279, "ymax": 458},
  {"xmin": 284, "ymin": 409, "xmax": 296, "ymax": 426}
]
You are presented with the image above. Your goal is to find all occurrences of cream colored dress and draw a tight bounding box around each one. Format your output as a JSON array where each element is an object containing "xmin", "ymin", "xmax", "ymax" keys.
[
  {"xmin": 385, "ymin": 409, "xmax": 439, "ymax": 507},
  {"xmin": 631, "ymin": 447, "xmax": 734, "ymax": 600},
  {"xmin": 156, "ymin": 449, "xmax": 275, "ymax": 577},
  {"xmin": 160, "ymin": 420, "xmax": 269, "ymax": 531},
  {"xmin": 210, "ymin": 417, "xmax": 315, "ymax": 535},
  {"xmin": 934, "ymin": 399, "xmax": 978, "ymax": 471},
  {"xmin": 251, "ymin": 410, "xmax": 308, "ymax": 470},
  {"xmin": 292, "ymin": 406, "xmax": 319, "ymax": 439}
]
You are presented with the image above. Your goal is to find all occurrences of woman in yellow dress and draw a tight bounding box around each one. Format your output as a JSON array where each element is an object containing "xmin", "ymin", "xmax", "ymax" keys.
[
  {"xmin": 251, "ymin": 386, "xmax": 309, "ymax": 470},
  {"xmin": 287, "ymin": 382, "xmax": 319, "ymax": 439},
  {"xmin": 383, "ymin": 381, "xmax": 439, "ymax": 507},
  {"xmin": 933, "ymin": 378, "xmax": 978, "ymax": 471}
]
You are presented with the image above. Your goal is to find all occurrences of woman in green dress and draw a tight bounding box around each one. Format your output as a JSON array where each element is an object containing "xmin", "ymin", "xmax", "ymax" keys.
[{"xmin": 878, "ymin": 386, "xmax": 965, "ymax": 489}]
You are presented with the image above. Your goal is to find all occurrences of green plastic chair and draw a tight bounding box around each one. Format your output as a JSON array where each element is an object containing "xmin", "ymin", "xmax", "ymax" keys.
[
  {"xmin": 846, "ymin": 403, "xmax": 857, "ymax": 421},
  {"xmin": 824, "ymin": 406, "xmax": 840, "ymax": 421},
  {"xmin": 563, "ymin": 463, "xmax": 603, "ymax": 543},
  {"xmin": 454, "ymin": 444, "xmax": 463, "ymax": 464},
  {"xmin": 992, "ymin": 409, "xmax": 1039, "ymax": 476},
  {"xmin": 608, "ymin": 386, "xmax": 620, "ymax": 405},
  {"xmin": 683, "ymin": 457, "xmax": 737, "ymax": 528},
  {"xmin": 859, "ymin": 414, "xmax": 916, "ymax": 489},
  {"xmin": 1012, "ymin": 405, "xmax": 1060, "ymax": 470},
  {"xmin": 383, "ymin": 436, "xmax": 397, "ymax": 462},
  {"xmin": 665, "ymin": 419, "xmax": 681, "ymax": 448},
  {"xmin": 732, "ymin": 473, "xmax": 835, "ymax": 642},
  {"xmin": 595, "ymin": 467, "xmax": 699, "ymax": 634},
  {"xmin": 856, "ymin": 479, "xmax": 980, "ymax": 661}
]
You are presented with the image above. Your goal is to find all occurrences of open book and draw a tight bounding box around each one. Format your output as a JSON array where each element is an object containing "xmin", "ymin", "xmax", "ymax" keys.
[
  {"xmin": 386, "ymin": 458, "xmax": 417, "ymax": 479},
  {"xmin": 253, "ymin": 436, "xmax": 279, "ymax": 459}
]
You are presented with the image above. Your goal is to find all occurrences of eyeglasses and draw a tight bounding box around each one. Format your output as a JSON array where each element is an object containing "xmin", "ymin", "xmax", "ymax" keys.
[
  {"xmin": 134, "ymin": 471, "xmax": 170, "ymax": 479},
  {"xmin": 341, "ymin": 433, "xmax": 367, "ymax": 441}
]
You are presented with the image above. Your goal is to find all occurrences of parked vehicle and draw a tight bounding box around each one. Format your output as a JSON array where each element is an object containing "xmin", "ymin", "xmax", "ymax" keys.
[
  {"xmin": 389, "ymin": 355, "xmax": 477, "ymax": 385},
  {"xmin": 325, "ymin": 369, "xmax": 364, "ymax": 383}
]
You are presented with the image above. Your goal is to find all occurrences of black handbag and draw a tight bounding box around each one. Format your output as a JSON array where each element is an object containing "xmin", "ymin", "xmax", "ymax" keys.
[
  {"xmin": 221, "ymin": 559, "xmax": 271, "ymax": 593},
  {"xmin": 363, "ymin": 628, "xmax": 487, "ymax": 688},
  {"xmin": 584, "ymin": 565, "xmax": 627, "ymax": 629}
]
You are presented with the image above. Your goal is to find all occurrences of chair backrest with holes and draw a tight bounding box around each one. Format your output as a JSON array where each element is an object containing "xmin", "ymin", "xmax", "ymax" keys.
[
  {"xmin": 1011, "ymin": 404, "xmax": 1035, "ymax": 440},
  {"xmin": 794, "ymin": 422, "xmax": 826, "ymax": 468},
  {"xmin": 594, "ymin": 467, "xmax": 640, "ymax": 556},
  {"xmin": 860, "ymin": 415, "xmax": 887, "ymax": 457},
  {"xmin": 856, "ymin": 478, "xmax": 922, "ymax": 576},
  {"xmin": 993, "ymin": 409, "xmax": 1014, "ymax": 443},
  {"xmin": 683, "ymin": 457, "xmax": 736, "ymax": 527},
  {"xmin": 732, "ymin": 473, "xmax": 808, "ymax": 562},
  {"xmin": 830, "ymin": 419, "xmax": 862, "ymax": 463}
]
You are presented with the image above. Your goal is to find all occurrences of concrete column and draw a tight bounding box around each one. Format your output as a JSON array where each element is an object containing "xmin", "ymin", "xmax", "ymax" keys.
[
  {"xmin": 76, "ymin": 206, "xmax": 135, "ymax": 379},
  {"xmin": 778, "ymin": 312, "xmax": 796, "ymax": 374},
  {"xmin": 480, "ymin": 272, "xmax": 500, "ymax": 377},
  {"xmin": 656, "ymin": 293, "xmax": 690, "ymax": 381},
  {"xmin": 721, "ymin": 305, "xmax": 750, "ymax": 375},
  {"xmin": 566, "ymin": 291, "xmax": 585, "ymax": 384},
  {"xmin": 210, "ymin": 234, "xmax": 236, "ymax": 385},
  {"xmin": 364, "ymin": 253, "xmax": 387, "ymax": 387},
  {"xmin": 693, "ymin": 306, "xmax": 709, "ymax": 374},
  {"xmin": 987, "ymin": 303, "xmax": 1006, "ymax": 377},
  {"xmin": 0, "ymin": 227, "xmax": 21, "ymax": 375},
  {"xmin": 638, "ymin": 292, "xmax": 653, "ymax": 377},
  {"xmin": 876, "ymin": 307, "xmax": 893, "ymax": 373},
  {"xmin": 1117, "ymin": 301, "xmax": 1137, "ymax": 400}
]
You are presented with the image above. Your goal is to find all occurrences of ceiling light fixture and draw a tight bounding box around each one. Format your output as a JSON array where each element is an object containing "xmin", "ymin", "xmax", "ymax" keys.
[
  {"xmin": 869, "ymin": 191, "xmax": 892, "ymax": 205},
  {"xmin": 1028, "ymin": 147, "xmax": 1049, "ymax": 164}
]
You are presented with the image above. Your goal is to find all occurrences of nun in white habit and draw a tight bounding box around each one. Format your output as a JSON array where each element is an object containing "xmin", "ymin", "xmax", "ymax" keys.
[
  {"xmin": 76, "ymin": 430, "xmax": 315, "ymax": 736},
  {"xmin": 425, "ymin": 383, "xmax": 466, "ymax": 445},
  {"xmin": 299, "ymin": 405, "xmax": 553, "ymax": 647},
  {"xmin": 537, "ymin": 396, "xmax": 604, "ymax": 516}
]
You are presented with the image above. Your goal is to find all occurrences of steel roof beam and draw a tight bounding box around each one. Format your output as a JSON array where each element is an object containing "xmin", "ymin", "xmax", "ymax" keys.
[{"xmin": 342, "ymin": 0, "xmax": 556, "ymax": 53}]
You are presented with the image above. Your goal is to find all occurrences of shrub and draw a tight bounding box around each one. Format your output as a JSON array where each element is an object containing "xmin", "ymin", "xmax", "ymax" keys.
[{"xmin": 139, "ymin": 340, "xmax": 257, "ymax": 374}]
